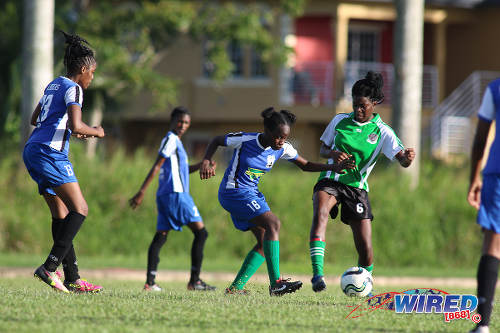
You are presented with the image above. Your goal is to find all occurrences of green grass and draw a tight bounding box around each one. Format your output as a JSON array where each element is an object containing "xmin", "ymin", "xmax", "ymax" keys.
[{"xmin": 0, "ymin": 277, "xmax": 496, "ymax": 332}]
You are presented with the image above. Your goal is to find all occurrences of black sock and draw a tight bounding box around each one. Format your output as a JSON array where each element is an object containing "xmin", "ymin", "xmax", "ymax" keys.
[
  {"xmin": 51, "ymin": 217, "xmax": 80, "ymax": 282},
  {"xmin": 190, "ymin": 228, "xmax": 208, "ymax": 283},
  {"xmin": 44, "ymin": 212, "xmax": 85, "ymax": 272},
  {"xmin": 477, "ymin": 254, "xmax": 499, "ymax": 327},
  {"xmin": 146, "ymin": 232, "xmax": 167, "ymax": 285}
]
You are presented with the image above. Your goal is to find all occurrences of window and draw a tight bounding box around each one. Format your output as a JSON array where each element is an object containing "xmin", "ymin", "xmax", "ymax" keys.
[{"xmin": 347, "ymin": 24, "xmax": 381, "ymax": 62}]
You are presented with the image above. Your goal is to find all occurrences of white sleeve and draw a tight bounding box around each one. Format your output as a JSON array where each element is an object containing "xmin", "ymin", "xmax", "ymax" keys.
[
  {"xmin": 320, "ymin": 114, "xmax": 349, "ymax": 147},
  {"xmin": 478, "ymin": 87, "xmax": 495, "ymax": 122},
  {"xmin": 224, "ymin": 132, "xmax": 245, "ymax": 149},
  {"xmin": 280, "ymin": 142, "xmax": 298, "ymax": 160},
  {"xmin": 380, "ymin": 127, "xmax": 404, "ymax": 160},
  {"xmin": 159, "ymin": 134, "xmax": 177, "ymax": 158},
  {"xmin": 64, "ymin": 85, "xmax": 83, "ymax": 107}
]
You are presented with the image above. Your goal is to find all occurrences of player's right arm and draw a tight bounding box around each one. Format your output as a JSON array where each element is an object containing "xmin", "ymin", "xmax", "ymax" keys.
[
  {"xmin": 30, "ymin": 104, "xmax": 42, "ymax": 126},
  {"xmin": 67, "ymin": 104, "xmax": 105, "ymax": 138},
  {"xmin": 200, "ymin": 135, "xmax": 226, "ymax": 180},
  {"xmin": 129, "ymin": 155, "xmax": 166, "ymax": 209},
  {"xmin": 468, "ymin": 119, "xmax": 491, "ymax": 210}
]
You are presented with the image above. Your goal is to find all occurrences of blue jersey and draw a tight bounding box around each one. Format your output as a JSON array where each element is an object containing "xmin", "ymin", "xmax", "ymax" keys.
[
  {"xmin": 220, "ymin": 132, "xmax": 298, "ymax": 191},
  {"xmin": 157, "ymin": 131, "xmax": 190, "ymax": 195},
  {"xmin": 478, "ymin": 78, "xmax": 500, "ymax": 175},
  {"xmin": 26, "ymin": 76, "xmax": 83, "ymax": 156}
]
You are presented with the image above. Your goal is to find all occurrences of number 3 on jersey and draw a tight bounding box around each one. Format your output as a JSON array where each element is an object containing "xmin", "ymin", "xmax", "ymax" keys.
[
  {"xmin": 37, "ymin": 94, "xmax": 54, "ymax": 125},
  {"xmin": 246, "ymin": 200, "xmax": 261, "ymax": 212}
]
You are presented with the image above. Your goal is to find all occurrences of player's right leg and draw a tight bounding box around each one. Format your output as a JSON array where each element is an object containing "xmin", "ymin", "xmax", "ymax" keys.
[
  {"xmin": 144, "ymin": 230, "xmax": 168, "ymax": 291},
  {"xmin": 226, "ymin": 227, "xmax": 266, "ymax": 294},
  {"xmin": 310, "ymin": 190, "xmax": 337, "ymax": 292}
]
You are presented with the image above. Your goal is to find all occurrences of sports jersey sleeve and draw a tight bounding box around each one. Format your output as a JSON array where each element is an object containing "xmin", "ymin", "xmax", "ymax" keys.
[
  {"xmin": 159, "ymin": 134, "xmax": 177, "ymax": 158},
  {"xmin": 224, "ymin": 132, "xmax": 245, "ymax": 149},
  {"xmin": 381, "ymin": 128, "xmax": 404, "ymax": 160},
  {"xmin": 64, "ymin": 85, "xmax": 83, "ymax": 108},
  {"xmin": 478, "ymin": 86, "xmax": 495, "ymax": 123},
  {"xmin": 320, "ymin": 114, "xmax": 349, "ymax": 147},
  {"xmin": 280, "ymin": 142, "xmax": 298, "ymax": 160}
]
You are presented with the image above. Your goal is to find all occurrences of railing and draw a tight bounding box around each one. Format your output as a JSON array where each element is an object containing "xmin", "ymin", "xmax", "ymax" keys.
[
  {"xmin": 286, "ymin": 60, "xmax": 439, "ymax": 108},
  {"xmin": 343, "ymin": 61, "xmax": 439, "ymax": 108},
  {"xmin": 430, "ymin": 71, "xmax": 499, "ymax": 156}
]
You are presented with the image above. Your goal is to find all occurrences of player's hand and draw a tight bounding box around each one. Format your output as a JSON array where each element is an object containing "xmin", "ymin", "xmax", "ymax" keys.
[
  {"xmin": 332, "ymin": 158, "xmax": 356, "ymax": 174},
  {"xmin": 129, "ymin": 191, "xmax": 145, "ymax": 209},
  {"xmin": 94, "ymin": 126, "xmax": 105, "ymax": 138},
  {"xmin": 403, "ymin": 148, "xmax": 415, "ymax": 163},
  {"xmin": 72, "ymin": 133, "xmax": 90, "ymax": 140},
  {"xmin": 467, "ymin": 179, "xmax": 482, "ymax": 210},
  {"xmin": 200, "ymin": 159, "xmax": 216, "ymax": 180},
  {"xmin": 329, "ymin": 150, "xmax": 352, "ymax": 164}
]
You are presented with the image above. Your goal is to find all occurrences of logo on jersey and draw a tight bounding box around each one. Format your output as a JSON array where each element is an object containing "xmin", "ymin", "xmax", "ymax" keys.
[
  {"xmin": 245, "ymin": 167, "xmax": 265, "ymax": 181},
  {"xmin": 266, "ymin": 155, "xmax": 276, "ymax": 168},
  {"xmin": 367, "ymin": 133, "xmax": 379, "ymax": 144}
]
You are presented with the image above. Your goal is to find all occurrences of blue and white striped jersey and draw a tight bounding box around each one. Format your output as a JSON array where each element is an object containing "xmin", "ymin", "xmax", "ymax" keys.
[
  {"xmin": 478, "ymin": 78, "xmax": 500, "ymax": 175},
  {"xmin": 220, "ymin": 132, "xmax": 298, "ymax": 191},
  {"xmin": 157, "ymin": 131, "xmax": 190, "ymax": 195},
  {"xmin": 26, "ymin": 76, "xmax": 83, "ymax": 155}
]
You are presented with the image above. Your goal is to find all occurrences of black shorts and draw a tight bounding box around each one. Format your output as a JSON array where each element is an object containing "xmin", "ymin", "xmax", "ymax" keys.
[{"xmin": 313, "ymin": 178, "xmax": 373, "ymax": 224}]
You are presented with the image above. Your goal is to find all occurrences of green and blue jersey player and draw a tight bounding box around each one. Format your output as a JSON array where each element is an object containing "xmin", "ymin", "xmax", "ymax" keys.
[
  {"xmin": 200, "ymin": 107, "xmax": 354, "ymax": 295},
  {"xmin": 308, "ymin": 71, "xmax": 415, "ymax": 293},
  {"xmin": 129, "ymin": 107, "xmax": 216, "ymax": 291}
]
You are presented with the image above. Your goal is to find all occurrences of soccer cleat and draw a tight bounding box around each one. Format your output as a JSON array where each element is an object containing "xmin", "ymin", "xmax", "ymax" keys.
[
  {"xmin": 143, "ymin": 283, "xmax": 162, "ymax": 291},
  {"xmin": 34, "ymin": 265, "xmax": 69, "ymax": 293},
  {"xmin": 311, "ymin": 275, "xmax": 327, "ymax": 293},
  {"xmin": 224, "ymin": 287, "xmax": 250, "ymax": 295},
  {"xmin": 64, "ymin": 279, "xmax": 103, "ymax": 293},
  {"xmin": 187, "ymin": 279, "xmax": 216, "ymax": 291},
  {"xmin": 470, "ymin": 326, "xmax": 490, "ymax": 333},
  {"xmin": 269, "ymin": 278, "xmax": 303, "ymax": 296}
]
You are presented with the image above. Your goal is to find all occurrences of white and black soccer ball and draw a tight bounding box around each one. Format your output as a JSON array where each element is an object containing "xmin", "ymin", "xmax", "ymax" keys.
[{"xmin": 340, "ymin": 267, "xmax": 373, "ymax": 297}]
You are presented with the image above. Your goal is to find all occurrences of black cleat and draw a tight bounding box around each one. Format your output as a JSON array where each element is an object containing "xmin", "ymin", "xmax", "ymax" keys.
[
  {"xmin": 269, "ymin": 278, "xmax": 302, "ymax": 296},
  {"xmin": 311, "ymin": 275, "xmax": 327, "ymax": 293},
  {"xmin": 187, "ymin": 279, "xmax": 216, "ymax": 291}
]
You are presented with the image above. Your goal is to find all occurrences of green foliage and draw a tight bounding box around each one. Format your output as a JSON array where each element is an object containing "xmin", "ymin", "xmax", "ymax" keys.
[
  {"xmin": 0, "ymin": 278, "xmax": 495, "ymax": 332},
  {"xmin": 0, "ymin": 146, "xmax": 482, "ymax": 270}
]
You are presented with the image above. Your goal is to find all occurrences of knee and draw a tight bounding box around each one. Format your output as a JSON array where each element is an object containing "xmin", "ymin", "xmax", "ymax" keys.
[
  {"xmin": 267, "ymin": 218, "xmax": 281, "ymax": 234},
  {"xmin": 77, "ymin": 202, "xmax": 88, "ymax": 217},
  {"xmin": 151, "ymin": 231, "xmax": 168, "ymax": 248},
  {"xmin": 194, "ymin": 228, "xmax": 208, "ymax": 241}
]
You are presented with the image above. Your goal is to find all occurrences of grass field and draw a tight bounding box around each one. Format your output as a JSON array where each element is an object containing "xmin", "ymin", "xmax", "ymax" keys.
[{"xmin": 0, "ymin": 277, "xmax": 494, "ymax": 333}]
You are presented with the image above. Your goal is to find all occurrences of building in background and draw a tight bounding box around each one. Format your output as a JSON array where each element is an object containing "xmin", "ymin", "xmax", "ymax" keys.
[{"xmin": 120, "ymin": 0, "xmax": 500, "ymax": 160}]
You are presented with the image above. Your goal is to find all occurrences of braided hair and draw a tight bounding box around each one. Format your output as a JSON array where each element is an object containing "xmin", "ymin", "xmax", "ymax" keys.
[
  {"xmin": 351, "ymin": 71, "xmax": 384, "ymax": 104},
  {"xmin": 261, "ymin": 107, "xmax": 297, "ymax": 132},
  {"xmin": 61, "ymin": 30, "xmax": 96, "ymax": 76},
  {"xmin": 170, "ymin": 106, "xmax": 190, "ymax": 121}
]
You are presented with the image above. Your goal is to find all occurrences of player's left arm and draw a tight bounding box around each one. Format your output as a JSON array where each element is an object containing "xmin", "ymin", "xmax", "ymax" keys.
[
  {"xmin": 395, "ymin": 148, "xmax": 415, "ymax": 168},
  {"xmin": 290, "ymin": 155, "xmax": 355, "ymax": 174},
  {"xmin": 189, "ymin": 161, "xmax": 216, "ymax": 174}
]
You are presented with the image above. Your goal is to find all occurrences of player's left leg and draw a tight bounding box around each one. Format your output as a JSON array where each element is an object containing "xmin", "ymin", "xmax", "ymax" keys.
[{"xmin": 186, "ymin": 221, "xmax": 215, "ymax": 291}]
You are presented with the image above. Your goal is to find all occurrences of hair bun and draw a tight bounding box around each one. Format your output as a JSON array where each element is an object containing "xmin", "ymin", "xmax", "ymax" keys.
[
  {"xmin": 280, "ymin": 110, "xmax": 296, "ymax": 125},
  {"xmin": 60, "ymin": 30, "xmax": 90, "ymax": 46},
  {"xmin": 261, "ymin": 107, "xmax": 275, "ymax": 119},
  {"xmin": 365, "ymin": 71, "xmax": 383, "ymax": 89}
]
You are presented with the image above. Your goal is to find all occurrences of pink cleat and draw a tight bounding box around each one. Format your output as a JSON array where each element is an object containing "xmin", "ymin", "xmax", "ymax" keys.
[
  {"xmin": 64, "ymin": 279, "xmax": 103, "ymax": 293},
  {"xmin": 34, "ymin": 265, "xmax": 69, "ymax": 293}
]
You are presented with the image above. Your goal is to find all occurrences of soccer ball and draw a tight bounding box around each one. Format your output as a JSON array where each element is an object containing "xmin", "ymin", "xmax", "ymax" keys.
[{"xmin": 340, "ymin": 267, "xmax": 373, "ymax": 297}]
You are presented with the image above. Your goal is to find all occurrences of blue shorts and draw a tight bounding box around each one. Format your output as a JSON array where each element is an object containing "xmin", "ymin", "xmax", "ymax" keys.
[
  {"xmin": 23, "ymin": 143, "xmax": 77, "ymax": 195},
  {"xmin": 156, "ymin": 192, "xmax": 202, "ymax": 231},
  {"xmin": 478, "ymin": 174, "xmax": 500, "ymax": 233},
  {"xmin": 218, "ymin": 188, "xmax": 270, "ymax": 231}
]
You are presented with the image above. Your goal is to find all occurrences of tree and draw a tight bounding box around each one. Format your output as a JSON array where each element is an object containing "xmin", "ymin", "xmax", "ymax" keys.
[{"xmin": 392, "ymin": 0, "xmax": 424, "ymax": 189}]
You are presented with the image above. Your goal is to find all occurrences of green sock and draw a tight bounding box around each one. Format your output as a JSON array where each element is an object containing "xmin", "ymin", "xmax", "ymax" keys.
[
  {"xmin": 263, "ymin": 240, "xmax": 280, "ymax": 286},
  {"xmin": 360, "ymin": 263, "xmax": 373, "ymax": 273},
  {"xmin": 230, "ymin": 250, "xmax": 265, "ymax": 290},
  {"xmin": 310, "ymin": 239, "xmax": 326, "ymax": 277}
]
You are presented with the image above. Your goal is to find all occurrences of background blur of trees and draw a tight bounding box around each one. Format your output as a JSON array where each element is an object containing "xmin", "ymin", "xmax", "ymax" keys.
[{"xmin": 1, "ymin": 0, "xmax": 306, "ymax": 149}]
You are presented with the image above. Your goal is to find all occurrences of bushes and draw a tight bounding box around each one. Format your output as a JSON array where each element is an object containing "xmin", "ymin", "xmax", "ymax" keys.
[{"xmin": 0, "ymin": 143, "xmax": 481, "ymax": 268}]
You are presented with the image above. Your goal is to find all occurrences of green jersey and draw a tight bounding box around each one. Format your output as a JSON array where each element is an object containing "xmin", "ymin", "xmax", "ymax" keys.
[{"xmin": 319, "ymin": 112, "xmax": 404, "ymax": 191}]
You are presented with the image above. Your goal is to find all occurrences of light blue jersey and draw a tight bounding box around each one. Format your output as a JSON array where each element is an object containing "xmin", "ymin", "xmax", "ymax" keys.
[
  {"xmin": 478, "ymin": 78, "xmax": 500, "ymax": 175},
  {"xmin": 220, "ymin": 132, "xmax": 298, "ymax": 191},
  {"xmin": 157, "ymin": 131, "xmax": 190, "ymax": 195},
  {"xmin": 26, "ymin": 76, "xmax": 83, "ymax": 156}
]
